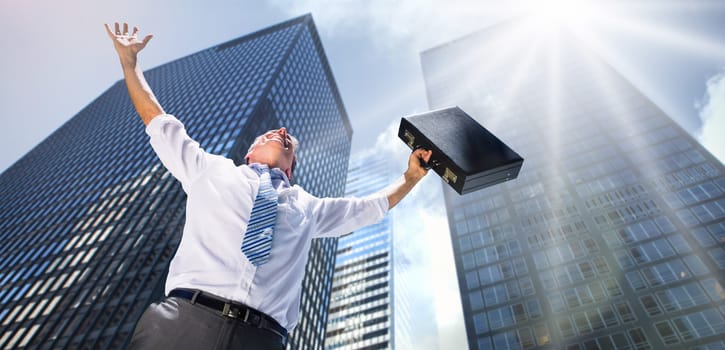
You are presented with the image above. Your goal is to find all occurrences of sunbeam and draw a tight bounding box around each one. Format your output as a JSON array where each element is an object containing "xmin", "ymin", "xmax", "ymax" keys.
[{"xmin": 589, "ymin": 13, "xmax": 725, "ymax": 59}]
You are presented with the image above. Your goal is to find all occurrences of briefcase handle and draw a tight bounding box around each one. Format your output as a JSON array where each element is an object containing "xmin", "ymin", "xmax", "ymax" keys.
[{"xmin": 414, "ymin": 145, "xmax": 437, "ymax": 170}]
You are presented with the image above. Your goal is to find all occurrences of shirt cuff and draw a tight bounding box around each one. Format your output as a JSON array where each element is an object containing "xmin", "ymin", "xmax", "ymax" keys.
[{"xmin": 145, "ymin": 114, "xmax": 181, "ymax": 137}]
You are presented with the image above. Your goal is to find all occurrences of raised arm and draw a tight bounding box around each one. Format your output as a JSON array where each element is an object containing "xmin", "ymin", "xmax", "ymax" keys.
[
  {"xmin": 105, "ymin": 22, "xmax": 164, "ymax": 125},
  {"xmin": 310, "ymin": 148, "xmax": 432, "ymax": 238},
  {"xmin": 385, "ymin": 148, "xmax": 432, "ymax": 209}
]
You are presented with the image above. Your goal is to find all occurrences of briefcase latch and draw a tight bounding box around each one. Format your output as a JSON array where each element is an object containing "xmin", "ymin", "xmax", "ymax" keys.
[
  {"xmin": 403, "ymin": 129, "xmax": 415, "ymax": 148},
  {"xmin": 442, "ymin": 167, "xmax": 458, "ymax": 184}
]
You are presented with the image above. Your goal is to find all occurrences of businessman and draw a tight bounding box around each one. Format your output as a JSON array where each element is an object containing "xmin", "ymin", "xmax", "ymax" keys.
[{"xmin": 105, "ymin": 22, "xmax": 431, "ymax": 350}]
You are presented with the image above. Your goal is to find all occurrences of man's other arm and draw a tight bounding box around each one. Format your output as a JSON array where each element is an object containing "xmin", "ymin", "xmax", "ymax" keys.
[
  {"xmin": 105, "ymin": 22, "xmax": 164, "ymax": 125},
  {"xmin": 310, "ymin": 148, "xmax": 432, "ymax": 238}
]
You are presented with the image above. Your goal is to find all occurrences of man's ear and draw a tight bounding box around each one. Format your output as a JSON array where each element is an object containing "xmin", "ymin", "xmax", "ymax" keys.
[{"xmin": 284, "ymin": 167, "xmax": 293, "ymax": 181}]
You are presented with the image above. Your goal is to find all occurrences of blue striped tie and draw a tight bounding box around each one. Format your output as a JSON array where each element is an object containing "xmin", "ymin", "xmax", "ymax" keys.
[{"xmin": 241, "ymin": 166, "xmax": 278, "ymax": 266}]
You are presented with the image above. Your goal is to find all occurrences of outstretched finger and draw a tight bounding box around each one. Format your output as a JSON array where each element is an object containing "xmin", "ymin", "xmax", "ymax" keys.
[
  {"xmin": 104, "ymin": 23, "xmax": 116, "ymax": 39},
  {"xmin": 132, "ymin": 26, "xmax": 139, "ymax": 38},
  {"xmin": 114, "ymin": 22, "xmax": 120, "ymax": 35},
  {"xmin": 141, "ymin": 34, "xmax": 153, "ymax": 46}
]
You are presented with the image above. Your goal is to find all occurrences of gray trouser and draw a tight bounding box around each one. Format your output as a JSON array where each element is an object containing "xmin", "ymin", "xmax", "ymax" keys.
[{"xmin": 129, "ymin": 297, "xmax": 286, "ymax": 350}]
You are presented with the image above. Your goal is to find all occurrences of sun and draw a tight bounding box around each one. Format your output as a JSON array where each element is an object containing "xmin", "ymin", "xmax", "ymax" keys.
[{"xmin": 522, "ymin": 0, "xmax": 603, "ymax": 31}]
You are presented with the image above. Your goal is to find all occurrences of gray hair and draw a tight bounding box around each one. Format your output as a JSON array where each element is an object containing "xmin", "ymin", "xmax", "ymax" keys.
[
  {"xmin": 247, "ymin": 132, "xmax": 299, "ymax": 155},
  {"xmin": 246, "ymin": 130, "xmax": 299, "ymax": 172}
]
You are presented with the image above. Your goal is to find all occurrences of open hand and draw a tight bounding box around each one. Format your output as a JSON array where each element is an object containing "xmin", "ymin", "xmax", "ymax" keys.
[{"xmin": 104, "ymin": 22, "xmax": 153, "ymax": 66}]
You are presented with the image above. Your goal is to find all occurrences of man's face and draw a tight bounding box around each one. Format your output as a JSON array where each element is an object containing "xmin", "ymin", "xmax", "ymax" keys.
[{"xmin": 245, "ymin": 128, "xmax": 297, "ymax": 179}]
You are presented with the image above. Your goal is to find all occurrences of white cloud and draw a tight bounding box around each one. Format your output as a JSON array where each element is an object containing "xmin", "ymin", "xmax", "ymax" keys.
[
  {"xmin": 270, "ymin": 0, "xmax": 514, "ymax": 52},
  {"xmin": 697, "ymin": 68, "xmax": 725, "ymax": 164}
]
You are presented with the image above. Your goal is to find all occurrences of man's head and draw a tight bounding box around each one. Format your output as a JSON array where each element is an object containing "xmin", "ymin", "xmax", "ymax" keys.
[{"xmin": 245, "ymin": 128, "xmax": 298, "ymax": 180}]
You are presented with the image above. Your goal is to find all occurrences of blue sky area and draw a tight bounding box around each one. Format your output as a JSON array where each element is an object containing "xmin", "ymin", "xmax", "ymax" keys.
[{"xmin": 2, "ymin": 0, "xmax": 723, "ymax": 174}]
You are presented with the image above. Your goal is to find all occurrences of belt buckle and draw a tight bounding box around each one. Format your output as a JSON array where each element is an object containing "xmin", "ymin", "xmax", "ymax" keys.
[
  {"xmin": 222, "ymin": 303, "xmax": 252, "ymax": 322},
  {"xmin": 222, "ymin": 303, "xmax": 239, "ymax": 318}
]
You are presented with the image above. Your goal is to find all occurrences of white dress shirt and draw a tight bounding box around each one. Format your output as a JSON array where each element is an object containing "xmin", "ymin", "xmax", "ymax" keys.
[{"xmin": 145, "ymin": 114, "xmax": 389, "ymax": 331}]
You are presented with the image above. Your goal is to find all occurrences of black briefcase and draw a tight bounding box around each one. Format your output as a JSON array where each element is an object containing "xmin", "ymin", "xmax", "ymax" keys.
[{"xmin": 398, "ymin": 106, "xmax": 523, "ymax": 195}]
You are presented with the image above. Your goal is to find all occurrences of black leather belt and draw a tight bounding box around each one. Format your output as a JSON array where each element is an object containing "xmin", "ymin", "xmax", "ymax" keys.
[{"xmin": 169, "ymin": 288, "xmax": 288, "ymax": 342}]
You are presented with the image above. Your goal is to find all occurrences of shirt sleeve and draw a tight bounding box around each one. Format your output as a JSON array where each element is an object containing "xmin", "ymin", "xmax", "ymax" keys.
[
  {"xmin": 309, "ymin": 193, "xmax": 389, "ymax": 238},
  {"xmin": 145, "ymin": 114, "xmax": 210, "ymax": 192}
]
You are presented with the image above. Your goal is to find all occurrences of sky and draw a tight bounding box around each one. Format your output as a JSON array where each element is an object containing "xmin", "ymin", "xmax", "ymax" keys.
[{"xmin": 1, "ymin": 0, "xmax": 724, "ymax": 348}]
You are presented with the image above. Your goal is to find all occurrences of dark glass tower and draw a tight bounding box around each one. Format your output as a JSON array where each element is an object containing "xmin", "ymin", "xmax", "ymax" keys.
[
  {"xmin": 420, "ymin": 19, "xmax": 725, "ymax": 349},
  {"xmin": 0, "ymin": 15, "xmax": 350, "ymax": 349}
]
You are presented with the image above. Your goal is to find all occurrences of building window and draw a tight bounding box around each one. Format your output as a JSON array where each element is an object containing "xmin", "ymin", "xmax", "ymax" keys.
[
  {"xmin": 615, "ymin": 301, "xmax": 636, "ymax": 323},
  {"xmin": 707, "ymin": 247, "xmax": 725, "ymax": 269},
  {"xmin": 472, "ymin": 312, "xmax": 488, "ymax": 335},
  {"xmin": 655, "ymin": 320, "xmax": 680, "ymax": 344},
  {"xmin": 701, "ymin": 278, "xmax": 724, "ymax": 302},
  {"xmin": 640, "ymin": 295, "xmax": 662, "ymax": 316},
  {"xmin": 516, "ymin": 327, "xmax": 536, "ymax": 349},
  {"xmin": 671, "ymin": 309, "xmax": 725, "ymax": 341},
  {"xmin": 469, "ymin": 290, "xmax": 484, "ymax": 310}
]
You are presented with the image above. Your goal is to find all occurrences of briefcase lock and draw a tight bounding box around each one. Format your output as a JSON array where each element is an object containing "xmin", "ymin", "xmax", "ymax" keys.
[
  {"xmin": 442, "ymin": 167, "xmax": 458, "ymax": 184},
  {"xmin": 403, "ymin": 130, "xmax": 416, "ymax": 148}
]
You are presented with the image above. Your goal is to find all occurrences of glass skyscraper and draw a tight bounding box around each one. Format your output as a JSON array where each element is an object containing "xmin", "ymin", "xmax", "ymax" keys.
[
  {"xmin": 0, "ymin": 15, "xmax": 350, "ymax": 349},
  {"xmin": 324, "ymin": 154, "xmax": 405, "ymax": 349},
  {"xmin": 420, "ymin": 19, "xmax": 725, "ymax": 349}
]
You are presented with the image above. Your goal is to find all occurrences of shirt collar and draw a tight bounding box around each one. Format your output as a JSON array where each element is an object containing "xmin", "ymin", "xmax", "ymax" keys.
[{"xmin": 248, "ymin": 163, "xmax": 291, "ymax": 188}]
